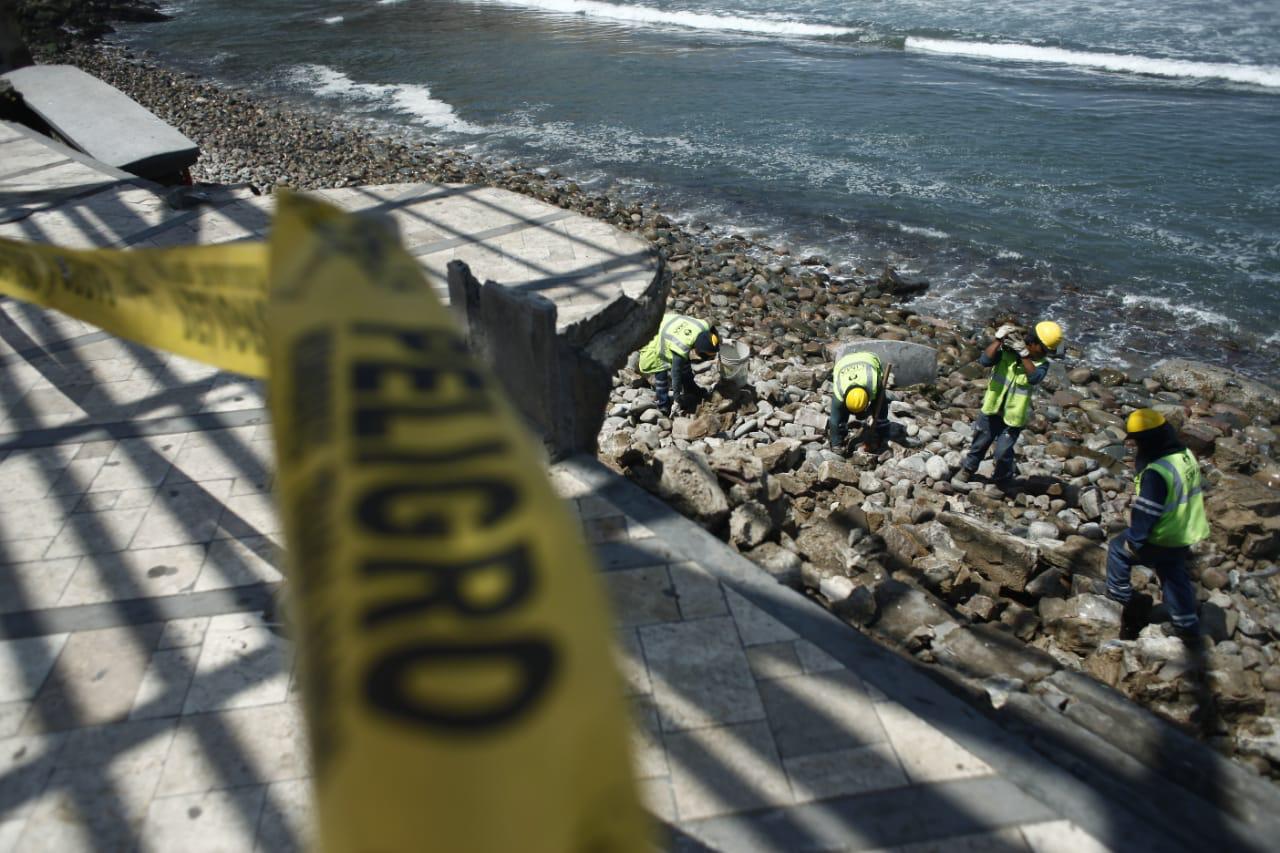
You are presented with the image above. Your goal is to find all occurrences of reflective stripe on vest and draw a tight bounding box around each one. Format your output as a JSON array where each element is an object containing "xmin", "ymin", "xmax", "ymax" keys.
[
  {"xmin": 980, "ymin": 350, "xmax": 1042, "ymax": 427},
  {"xmin": 659, "ymin": 314, "xmax": 709, "ymax": 362},
  {"xmin": 833, "ymin": 352, "xmax": 882, "ymax": 404},
  {"xmin": 1134, "ymin": 449, "xmax": 1210, "ymax": 548}
]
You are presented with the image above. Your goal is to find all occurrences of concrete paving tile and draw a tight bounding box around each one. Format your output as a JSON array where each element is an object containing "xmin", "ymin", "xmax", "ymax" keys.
[
  {"xmin": 724, "ymin": 587, "xmax": 798, "ymax": 646},
  {"xmin": 10, "ymin": 387, "xmax": 82, "ymax": 427},
  {"xmin": 129, "ymin": 646, "xmax": 201, "ymax": 721},
  {"xmin": 0, "ymin": 634, "xmax": 69, "ymax": 703},
  {"xmin": 668, "ymin": 561, "xmax": 727, "ymax": 620},
  {"xmin": 159, "ymin": 617, "xmax": 211, "ymax": 650},
  {"xmin": 86, "ymin": 436, "xmax": 184, "ymax": 493},
  {"xmin": 217, "ymin": 490, "xmax": 281, "ymax": 538},
  {"xmin": 19, "ymin": 758, "xmax": 168, "ymax": 853},
  {"xmin": 195, "ymin": 536, "xmax": 282, "ymax": 590},
  {"xmin": 200, "ymin": 376, "xmax": 265, "ymax": 413},
  {"xmin": 0, "ymin": 820, "xmax": 24, "ymax": 853},
  {"xmin": 0, "ymin": 537, "xmax": 55, "ymax": 564},
  {"xmin": 46, "ymin": 455, "xmax": 112, "ymax": 497},
  {"xmin": 0, "ymin": 557, "xmax": 79, "ymax": 613},
  {"xmin": 630, "ymin": 694, "xmax": 669, "ymax": 781},
  {"xmin": 57, "ymin": 543, "xmax": 207, "ymax": 606},
  {"xmin": 640, "ymin": 776, "xmax": 677, "ymax": 824},
  {"xmin": 156, "ymin": 703, "xmax": 309, "ymax": 797},
  {"xmin": 583, "ymin": 514, "xmax": 629, "ymax": 544},
  {"xmin": 140, "ymin": 786, "xmax": 267, "ymax": 853},
  {"xmin": 757, "ymin": 670, "xmax": 885, "ymax": 759},
  {"xmin": 1019, "ymin": 820, "xmax": 1112, "ymax": 853},
  {"xmin": 129, "ymin": 478, "xmax": 233, "ymax": 549},
  {"xmin": 0, "ymin": 703, "xmax": 29, "ymax": 738},
  {"xmin": 254, "ymin": 779, "xmax": 315, "ymax": 853},
  {"xmin": 614, "ymin": 628, "xmax": 651, "ymax": 696},
  {"xmin": 881, "ymin": 826, "xmax": 1031, "ymax": 852},
  {"xmin": 56, "ymin": 716, "xmax": 177, "ymax": 772},
  {"xmin": 875, "ymin": 703, "xmax": 994, "ymax": 783},
  {"xmin": 576, "ymin": 494, "xmax": 621, "ymax": 520},
  {"xmin": 0, "ymin": 732, "xmax": 65, "ymax": 821},
  {"xmin": 165, "ymin": 443, "xmax": 253, "ymax": 485},
  {"xmin": 548, "ymin": 467, "xmax": 593, "ymax": 499},
  {"xmin": 23, "ymin": 625, "xmax": 163, "ymax": 733},
  {"xmin": 230, "ymin": 474, "xmax": 273, "ymax": 497},
  {"xmin": 603, "ymin": 565, "xmax": 680, "ymax": 628},
  {"xmin": 640, "ymin": 616, "xmax": 765, "ymax": 732},
  {"xmin": 72, "ymin": 490, "xmax": 122, "ymax": 514},
  {"xmin": 664, "ymin": 721, "xmax": 793, "ymax": 820},
  {"xmin": 745, "ymin": 642, "xmax": 805, "ymax": 682},
  {"xmin": 182, "ymin": 614, "xmax": 291, "ymax": 714},
  {"xmin": 795, "ymin": 639, "xmax": 846, "ymax": 674},
  {"xmin": 43, "ymin": 506, "xmax": 149, "ymax": 558},
  {"xmin": 784, "ymin": 742, "xmax": 908, "ymax": 802},
  {"xmin": 115, "ymin": 486, "xmax": 159, "ymax": 510}
]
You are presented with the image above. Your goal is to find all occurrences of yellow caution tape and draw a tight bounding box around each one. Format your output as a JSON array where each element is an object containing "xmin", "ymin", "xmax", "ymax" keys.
[
  {"xmin": 1, "ymin": 192, "xmax": 648, "ymax": 852},
  {"xmin": 267, "ymin": 192, "xmax": 645, "ymax": 852},
  {"xmin": 0, "ymin": 237, "xmax": 269, "ymax": 377}
]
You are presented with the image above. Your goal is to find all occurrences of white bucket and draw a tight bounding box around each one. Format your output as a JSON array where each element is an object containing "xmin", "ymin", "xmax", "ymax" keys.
[{"xmin": 718, "ymin": 340, "xmax": 750, "ymax": 388}]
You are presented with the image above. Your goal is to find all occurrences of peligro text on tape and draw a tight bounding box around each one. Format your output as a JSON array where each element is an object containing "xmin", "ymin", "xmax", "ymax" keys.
[
  {"xmin": 0, "ymin": 236, "xmax": 269, "ymax": 377},
  {"xmin": 266, "ymin": 192, "xmax": 647, "ymax": 853}
]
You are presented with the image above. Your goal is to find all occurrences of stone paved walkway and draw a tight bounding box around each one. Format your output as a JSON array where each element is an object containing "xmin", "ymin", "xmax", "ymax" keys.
[{"xmin": 2, "ymin": 117, "xmax": 1272, "ymax": 852}]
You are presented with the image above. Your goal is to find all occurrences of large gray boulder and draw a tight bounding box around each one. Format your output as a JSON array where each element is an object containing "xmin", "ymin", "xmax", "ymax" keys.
[
  {"xmin": 939, "ymin": 512, "xmax": 1040, "ymax": 592},
  {"xmin": 1039, "ymin": 594, "xmax": 1123, "ymax": 655},
  {"xmin": 1152, "ymin": 358, "xmax": 1279, "ymax": 422},
  {"xmin": 829, "ymin": 339, "xmax": 939, "ymax": 387},
  {"xmin": 651, "ymin": 446, "xmax": 730, "ymax": 529}
]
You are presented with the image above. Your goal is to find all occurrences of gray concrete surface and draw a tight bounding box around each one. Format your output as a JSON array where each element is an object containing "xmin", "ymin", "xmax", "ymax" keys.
[{"xmin": 3, "ymin": 66, "xmax": 198, "ymax": 179}]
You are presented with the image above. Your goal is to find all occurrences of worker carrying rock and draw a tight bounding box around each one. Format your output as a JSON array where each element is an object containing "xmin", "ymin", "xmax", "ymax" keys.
[
  {"xmin": 637, "ymin": 313, "xmax": 721, "ymax": 417},
  {"xmin": 828, "ymin": 349, "xmax": 889, "ymax": 454},
  {"xmin": 1106, "ymin": 408, "xmax": 1209, "ymax": 641},
  {"xmin": 952, "ymin": 320, "xmax": 1061, "ymax": 492}
]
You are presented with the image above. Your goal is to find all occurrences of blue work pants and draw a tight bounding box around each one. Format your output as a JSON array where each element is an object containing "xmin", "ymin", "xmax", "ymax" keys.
[
  {"xmin": 1105, "ymin": 537, "xmax": 1199, "ymax": 630},
  {"xmin": 961, "ymin": 412, "xmax": 1021, "ymax": 482}
]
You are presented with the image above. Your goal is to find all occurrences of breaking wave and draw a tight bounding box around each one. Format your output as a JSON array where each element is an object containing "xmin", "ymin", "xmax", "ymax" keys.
[
  {"xmin": 467, "ymin": 0, "xmax": 860, "ymax": 37},
  {"xmin": 288, "ymin": 64, "xmax": 483, "ymax": 133},
  {"xmin": 905, "ymin": 37, "xmax": 1280, "ymax": 88}
]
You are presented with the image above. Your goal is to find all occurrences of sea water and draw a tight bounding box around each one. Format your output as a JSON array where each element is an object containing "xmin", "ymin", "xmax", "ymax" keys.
[{"xmin": 118, "ymin": 0, "xmax": 1280, "ymax": 381}]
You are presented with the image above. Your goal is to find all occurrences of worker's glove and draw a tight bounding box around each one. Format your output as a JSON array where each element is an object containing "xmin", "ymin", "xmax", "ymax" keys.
[
  {"xmin": 994, "ymin": 323, "xmax": 1019, "ymax": 342},
  {"xmin": 1008, "ymin": 339, "xmax": 1031, "ymax": 359}
]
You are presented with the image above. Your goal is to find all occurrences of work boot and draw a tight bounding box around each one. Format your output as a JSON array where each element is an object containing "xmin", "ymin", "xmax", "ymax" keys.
[
  {"xmin": 951, "ymin": 468, "xmax": 972, "ymax": 485},
  {"xmin": 1174, "ymin": 623, "xmax": 1206, "ymax": 647},
  {"xmin": 1119, "ymin": 592, "xmax": 1153, "ymax": 641}
]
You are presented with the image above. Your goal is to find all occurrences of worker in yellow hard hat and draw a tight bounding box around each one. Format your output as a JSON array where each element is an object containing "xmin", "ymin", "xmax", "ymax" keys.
[
  {"xmin": 952, "ymin": 320, "xmax": 1061, "ymax": 492},
  {"xmin": 636, "ymin": 314, "xmax": 721, "ymax": 416},
  {"xmin": 1106, "ymin": 408, "xmax": 1209, "ymax": 642},
  {"xmin": 829, "ymin": 350, "xmax": 889, "ymax": 454}
]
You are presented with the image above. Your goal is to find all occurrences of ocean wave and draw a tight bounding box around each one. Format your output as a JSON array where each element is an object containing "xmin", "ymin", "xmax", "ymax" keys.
[
  {"xmin": 904, "ymin": 37, "xmax": 1280, "ymax": 89},
  {"xmin": 289, "ymin": 64, "xmax": 482, "ymax": 133},
  {"xmin": 888, "ymin": 221, "xmax": 949, "ymax": 240},
  {"xmin": 322, "ymin": 16, "xmax": 344, "ymax": 25},
  {"xmin": 467, "ymin": 0, "xmax": 859, "ymax": 37},
  {"xmin": 1118, "ymin": 292, "xmax": 1237, "ymax": 331}
]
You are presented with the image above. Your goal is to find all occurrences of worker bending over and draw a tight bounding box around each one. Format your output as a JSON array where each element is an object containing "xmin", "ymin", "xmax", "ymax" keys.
[
  {"xmin": 829, "ymin": 350, "xmax": 889, "ymax": 454},
  {"xmin": 1106, "ymin": 409, "xmax": 1208, "ymax": 641},
  {"xmin": 638, "ymin": 314, "xmax": 720, "ymax": 416},
  {"xmin": 953, "ymin": 320, "xmax": 1061, "ymax": 490}
]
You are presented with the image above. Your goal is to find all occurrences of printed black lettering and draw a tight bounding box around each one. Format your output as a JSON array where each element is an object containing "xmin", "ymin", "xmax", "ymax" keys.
[
  {"xmin": 365, "ymin": 640, "xmax": 556, "ymax": 731},
  {"xmin": 355, "ymin": 439, "xmax": 506, "ymax": 466},
  {"xmin": 289, "ymin": 330, "xmax": 334, "ymax": 462},
  {"xmin": 356, "ymin": 479, "xmax": 518, "ymax": 537},
  {"xmin": 351, "ymin": 322, "xmax": 468, "ymax": 357},
  {"xmin": 360, "ymin": 544, "xmax": 533, "ymax": 628},
  {"xmin": 353, "ymin": 398, "xmax": 492, "ymax": 441},
  {"xmin": 352, "ymin": 360, "xmax": 484, "ymax": 394}
]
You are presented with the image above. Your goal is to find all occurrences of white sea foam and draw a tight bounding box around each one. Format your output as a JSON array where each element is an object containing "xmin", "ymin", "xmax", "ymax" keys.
[
  {"xmin": 1119, "ymin": 292, "xmax": 1237, "ymax": 331},
  {"xmin": 290, "ymin": 64, "xmax": 482, "ymax": 133},
  {"xmin": 889, "ymin": 221, "xmax": 949, "ymax": 239},
  {"xmin": 470, "ymin": 0, "xmax": 858, "ymax": 37},
  {"xmin": 905, "ymin": 37, "xmax": 1280, "ymax": 89},
  {"xmin": 322, "ymin": 16, "xmax": 344, "ymax": 24},
  {"xmin": 995, "ymin": 249, "xmax": 1023, "ymax": 260},
  {"xmin": 378, "ymin": 0, "xmax": 408, "ymax": 4}
]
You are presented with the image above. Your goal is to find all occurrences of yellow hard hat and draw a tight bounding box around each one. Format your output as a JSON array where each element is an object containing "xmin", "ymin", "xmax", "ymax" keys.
[
  {"xmin": 1034, "ymin": 321, "xmax": 1063, "ymax": 350},
  {"xmin": 1126, "ymin": 408, "xmax": 1166, "ymax": 435},
  {"xmin": 845, "ymin": 387, "xmax": 869, "ymax": 413}
]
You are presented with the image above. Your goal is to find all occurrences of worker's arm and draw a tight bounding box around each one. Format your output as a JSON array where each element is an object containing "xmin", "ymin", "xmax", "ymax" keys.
[
  {"xmin": 979, "ymin": 339, "xmax": 1002, "ymax": 365},
  {"xmin": 1124, "ymin": 471, "xmax": 1169, "ymax": 552},
  {"xmin": 872, "ymin": 383, "xmax": 890, "ymax": 438}
]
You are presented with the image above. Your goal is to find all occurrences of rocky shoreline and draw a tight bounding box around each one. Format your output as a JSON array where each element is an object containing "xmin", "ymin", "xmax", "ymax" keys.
[{"xmin": 40, "ymin": 42, "xmax": 1280, "ymax": 784}]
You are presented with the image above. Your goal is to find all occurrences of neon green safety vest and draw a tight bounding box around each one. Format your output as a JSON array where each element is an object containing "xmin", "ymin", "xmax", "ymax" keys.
[
  {"xmin": 637, "ymin": 314, "xmax": 711, "ymax": 374},
  {"xmin": 1135, "ymin": 449, "xmax": 1210, "ymax": 547},
  {"xmin": 981, "ymin": 350, "xmax": 1044, "ymax": 427},
  {"xmin": 832, "ymin": 351, "xmax": 882, "ymax": 405}
]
